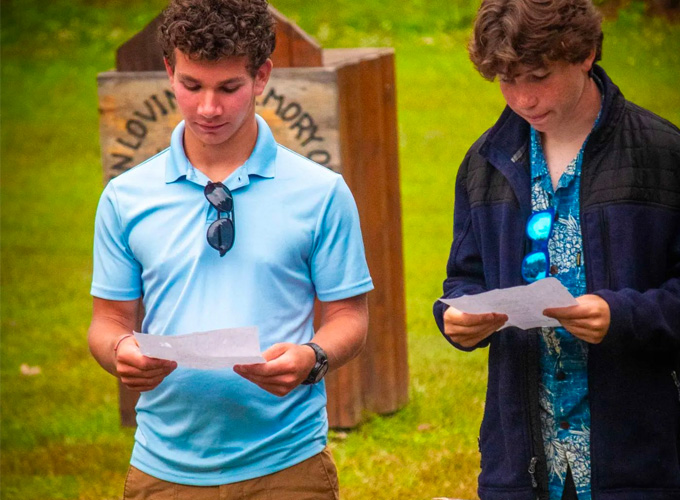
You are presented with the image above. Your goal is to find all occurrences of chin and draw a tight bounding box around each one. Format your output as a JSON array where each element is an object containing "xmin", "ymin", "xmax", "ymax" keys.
[{"xmin": 191, "ymin": 127, "xmax": 231, "ymax": 143}]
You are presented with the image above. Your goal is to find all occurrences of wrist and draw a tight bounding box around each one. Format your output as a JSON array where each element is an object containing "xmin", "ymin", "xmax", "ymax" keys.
[
  {"xmin": 301, "ymin": 342, "xmax": 329, "ymax": 385},
  {"xmin": 113, "ymin": 333, "xmax": 134, "ymax": 357}
]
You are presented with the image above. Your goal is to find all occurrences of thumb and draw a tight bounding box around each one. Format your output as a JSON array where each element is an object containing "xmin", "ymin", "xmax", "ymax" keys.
[
  {"xmin": 261, "ymin": 343, "xmax": 291, "ymax": 362},
  {"xmin": 542, "ymin": 308, "xmax": 557, "ymax": 318}
]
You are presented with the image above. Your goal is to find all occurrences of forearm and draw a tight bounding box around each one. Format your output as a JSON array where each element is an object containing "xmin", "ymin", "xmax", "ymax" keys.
[
  {"xmin": 595, "ymin": 279, "xmax": 680, "ymax": 352},
  {"xmin": 88, "ymin": 297, "xmax": 140, "ymax": 376},
  {"xmin": 88, "ymin": 319, "xmax": 132, "ymax": 376},
  {"xmin": 312, "ymin": 294, "xmax": 369, "ymax": 372},
  {"xmin": 233, "ymin": 294, "xmax": 369, "ymax": 396}
]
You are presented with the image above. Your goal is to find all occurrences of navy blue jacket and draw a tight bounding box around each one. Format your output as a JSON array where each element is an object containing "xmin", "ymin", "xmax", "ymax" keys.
[{"xmin": 433, "ymin": 65, "xmax": 680, "ymax": 500}]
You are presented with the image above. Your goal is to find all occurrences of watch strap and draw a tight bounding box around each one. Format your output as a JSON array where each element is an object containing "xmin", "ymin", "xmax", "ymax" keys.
[{"xmin": 301, "ymin": 342, "xmax": 329, "ymax": 385}]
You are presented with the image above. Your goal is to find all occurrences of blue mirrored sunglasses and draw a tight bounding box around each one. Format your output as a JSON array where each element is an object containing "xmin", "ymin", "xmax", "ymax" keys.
[
  {"xmin": 204, "ymin": 182, "xmax": 235, "ymax": 257},
  {"xmin": 521, "ymin": 207, "xmax": 555, "ymax": 283}
]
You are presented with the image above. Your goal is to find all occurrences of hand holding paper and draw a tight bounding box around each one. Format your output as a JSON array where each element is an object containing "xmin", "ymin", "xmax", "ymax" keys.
[
  {"xmin": 115, "ymin": 335, "xmax": 177, "ymax": 392},
  {"xmin": 234, "ymin": 342, "xmax": 317, "ymax": 397},
  {"xmin": 439, "ymin": 278, "xmax": 578, "ymax": 330},
  {"xmin": 134, "ymin": 327, "xmax": 265, "ymax": 370},
  {"xmin": 442, "ymin": 307, "xmax": 508, "ymax": 348},
  {"xmin": 543, "ymin": 294, "xmax": 611, "ymax": 344}
]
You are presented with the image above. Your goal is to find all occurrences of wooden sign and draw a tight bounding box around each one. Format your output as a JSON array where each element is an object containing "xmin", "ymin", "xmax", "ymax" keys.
[{"xmin": 97, "ymin": 68, "xmax": 342, "ymax": 183}]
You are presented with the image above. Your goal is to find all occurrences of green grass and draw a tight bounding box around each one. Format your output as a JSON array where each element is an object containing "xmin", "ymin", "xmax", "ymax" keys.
[{"xmin": 2, "ymin": 1, "xmax": 679, "ymax": 499}]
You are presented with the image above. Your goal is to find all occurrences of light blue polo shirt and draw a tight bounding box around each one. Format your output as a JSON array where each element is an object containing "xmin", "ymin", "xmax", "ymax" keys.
[{"xmin": 91, "ymin": 115, "xmax": 373, "ymax": 485}]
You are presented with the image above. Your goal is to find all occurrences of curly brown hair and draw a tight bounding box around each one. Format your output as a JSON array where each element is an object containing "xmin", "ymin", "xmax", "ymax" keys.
[
  {"xmin": 159, "ymin": 0, "xmax": 276, "ymax": 76},
  {"xmin": 469, "ymin": 0, "xmax": 603, "ymax": 80}
]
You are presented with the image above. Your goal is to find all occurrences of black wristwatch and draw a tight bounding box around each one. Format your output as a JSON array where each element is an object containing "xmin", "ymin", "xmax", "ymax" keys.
[{"xmin": 301, "ymin": 342, "xmax": 329, "ymax": 385}]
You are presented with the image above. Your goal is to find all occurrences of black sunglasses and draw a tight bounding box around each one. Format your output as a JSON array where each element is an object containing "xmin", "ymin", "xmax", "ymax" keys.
[{"xmin": 204, "ymin": 182, "xmax": 235, "ymax": 257}]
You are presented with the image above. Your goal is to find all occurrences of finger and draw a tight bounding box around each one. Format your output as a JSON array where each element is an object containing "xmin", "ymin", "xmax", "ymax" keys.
[
  {"xmin": 558, "ymin": 313, "xmax": 609, "ymax": 330},
  {"xmin": 121, "ymin": 375, "xmax": 167, "ymax": 391},
  {"xmin": 543, "ymin": 305, "xmax": 584, "ymax": 319},
  {"xmin": 565, "ymin": 323, "xmax": 607, "ymax": 339},
  {"xmin": 246, "ymin": 379, "xmax": 296, "ymax": 397},
  {"xmin": 117, "ymin": 364, "xmax": 176, "ymax": 380},
  {"xmin": 233, "ymin": 368, "xmax": 296, "ymax": 393},
  {"xmin": 117, "ymin": 349, "xmax": 177, "ymax": 370},
  {"xmin": 445, "ymin": 316, "xmax": 507, "ymax": 335},
  {"xmin": 235, "ymin": 357, "xmax": 293, "ymax": 378},
  {"xmin": 447, "ymin": 334, "xmax": 489, "ymax": 348},
  {"xmin": 567, "ymin": 329, "xmax": 603, "ymax": 344},
  {"xmin": 447, "ymin": 323, "xmax": 502, "ymax": 347},
  {"xmin": 139, "ymin": 357, "xmax": 177, "ymax": 370},
  {"xmin": 454, "ymin": 312, "xmax": 506, "ymax": 327},
  {"xmin": 261, "ymin": 343, "xmax": 290, "ymax": 362},
  {"xmin": 119, "ymin": 355, "xmax": 177, "ymax": 373},
  {"xmin": 236, "ymin": 371, "xmax": 299, "ymax": 388}
]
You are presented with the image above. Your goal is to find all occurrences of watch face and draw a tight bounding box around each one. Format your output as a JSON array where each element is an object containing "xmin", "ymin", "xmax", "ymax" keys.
[{"xmin": 302, "ymin": 343, "xmax": 329, "ymax": 385}]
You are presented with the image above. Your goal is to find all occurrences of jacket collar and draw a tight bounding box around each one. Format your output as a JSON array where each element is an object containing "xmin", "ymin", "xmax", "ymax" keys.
[{"xmin": 584, "ymin": 65, "xmax": 625, "ymax": 158}]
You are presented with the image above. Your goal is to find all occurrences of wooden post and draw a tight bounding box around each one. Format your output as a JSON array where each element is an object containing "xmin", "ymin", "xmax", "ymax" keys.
[{"xmin": 100, "ymin": 5, "xmax": 408, "ymax": 430}]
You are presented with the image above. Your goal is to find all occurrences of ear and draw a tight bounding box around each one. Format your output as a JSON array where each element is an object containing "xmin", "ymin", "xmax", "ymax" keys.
[
  {"xmin": 253, "ymin": 59, "xmax": 273, "ymax": 96},
  {"xmin": 164, "ymin": 57, "xmax": 175, "ymax": 82},
  {"xmin": 581, "ymin": 49, "xmax": 596, "ymax": 73}
]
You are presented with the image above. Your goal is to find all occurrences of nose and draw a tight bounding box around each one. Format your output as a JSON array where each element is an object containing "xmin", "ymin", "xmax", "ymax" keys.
[
  {"xmin": 197, "ymin": 91, "xmax": 222, "ymax": 118},
  {"xmin": 513, "ymin": 87, "xmax": 538, "ymax": 110}
]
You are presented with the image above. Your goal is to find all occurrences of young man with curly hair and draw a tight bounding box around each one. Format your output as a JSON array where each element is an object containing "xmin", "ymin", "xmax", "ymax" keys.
[
  {"xmin": 433, "ymin": 0, "xmax": 680, "ymax": 499},
  {"xmin": 88, "ymin": 0, "xmax": 372, "ymax": 498}
]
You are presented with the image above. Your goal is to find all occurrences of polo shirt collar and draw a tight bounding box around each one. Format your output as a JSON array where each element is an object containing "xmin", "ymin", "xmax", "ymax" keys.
[
  {"xmin": 165, "ymin": 114, "xmax": 277, "ymax": 184},
  {"xmin": 166, "ymin": 121, "xmax": 191, "ymax": 183},
  {"xmin": 243, "ymin": 114, "xmax": 277, "ymax": 179}
]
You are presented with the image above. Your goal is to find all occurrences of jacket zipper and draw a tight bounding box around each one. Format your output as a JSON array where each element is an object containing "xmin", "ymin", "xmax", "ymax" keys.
[
  {"xmin": 526, "ymin": 331, "xmax": 549, "ymax": 499},
  {"xmin": 672, "ymin": 371, "xmax": 680, "ymax": 402},
  {"xmin": 528, "ymin": 456, "xmax": 538, "ymax": 488},
  {"xmin": 599, "ymin": 209, "xmax": 611, "ymax": 289}
]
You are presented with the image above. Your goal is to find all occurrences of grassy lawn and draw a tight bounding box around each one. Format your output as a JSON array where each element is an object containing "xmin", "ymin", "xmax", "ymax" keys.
[{"xmin": 1, "ymin": 1, "xmax": 678, "ymax": 499}]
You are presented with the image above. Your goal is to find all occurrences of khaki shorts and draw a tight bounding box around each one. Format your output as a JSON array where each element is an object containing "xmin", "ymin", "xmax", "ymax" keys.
[{"xmin": 123, "ymin": 447, "xmax": 340, "ymax": 500}]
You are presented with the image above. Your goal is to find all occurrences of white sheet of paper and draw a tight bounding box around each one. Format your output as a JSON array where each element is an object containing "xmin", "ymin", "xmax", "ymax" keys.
[
  {"xmin": 133, "ymin": 327, "xmax": 265, "ymax": 369},
  {"xmin": 439, "ymin": 277, "xmax": 578, "ymax": 329}
]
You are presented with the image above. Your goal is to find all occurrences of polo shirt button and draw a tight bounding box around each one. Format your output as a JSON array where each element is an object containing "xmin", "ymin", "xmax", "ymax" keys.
[
  {"xmin": 556, "ymin": 371, "xmax": 566, "ymax": 381},
  {"xmin": 550, "ymin": 265, "xmax": 559, "ymax": 275},
  {"xmin": 560, "ymin": 421, "xmax": 570, "ymax": 430}
]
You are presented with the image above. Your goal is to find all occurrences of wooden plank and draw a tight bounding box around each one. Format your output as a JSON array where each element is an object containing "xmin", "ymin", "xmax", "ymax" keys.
[
  {"xmin": 326, "ymin": 60, "xmax": 369, "ymax": 428},
  {"xmin": 116, "ymin": 14, "xmax": 164, "ymax": 72},
  {"xmin": 380, "ymin": 52, "xmax": 409, "ymax": 408},
  {"xmin": 325, "ymin": 356, "xmax": 364, "ymax": 429},
  {"xmin": 322, "ymin": 47, "xmax": 392, "ymax": 68},
  {"xmin": 329, "ymin": 49, "xmax": 408, "ymax": 415},
  {"xmin": 119, "ymin": 382, "xmax": 140, "ymax": 427},
  {"xmin": 269, "ymin": 5, "xmax": 322, "ymax": 68},
  {"xmin": 271, "ymin": 19, "xmax": 293, "ymax": 68},
  {"xmin": 357, "ymin": 54, "xmax": 394, "ymax": 413},
  {"xmin": 290, "ymin": 33, "xmax": 323, "ymax": 67}
]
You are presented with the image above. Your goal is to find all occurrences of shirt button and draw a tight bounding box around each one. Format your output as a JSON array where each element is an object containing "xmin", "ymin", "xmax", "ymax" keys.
[
  {"xmin": 556, "ymin": 371, "xmax": 566, "ymax": 381},
  {"xmin": 560, "ymin": 421, "xmax": 570, "ymax": 430},
  {"xmin": 550, "ymin": 265, "xmax": 559, "ymax": 275}
]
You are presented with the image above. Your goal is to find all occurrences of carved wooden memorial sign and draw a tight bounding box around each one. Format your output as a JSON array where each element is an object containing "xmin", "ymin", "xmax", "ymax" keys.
[{"xmin": 98, "ymin": 69, "xmax": 342, "ymax": 183}]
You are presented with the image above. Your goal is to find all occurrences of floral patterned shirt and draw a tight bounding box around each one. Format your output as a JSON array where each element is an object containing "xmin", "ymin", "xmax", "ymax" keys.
[{"xmin": 530, "ymin": 107, "xmax": 600, "ymax": 499}]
